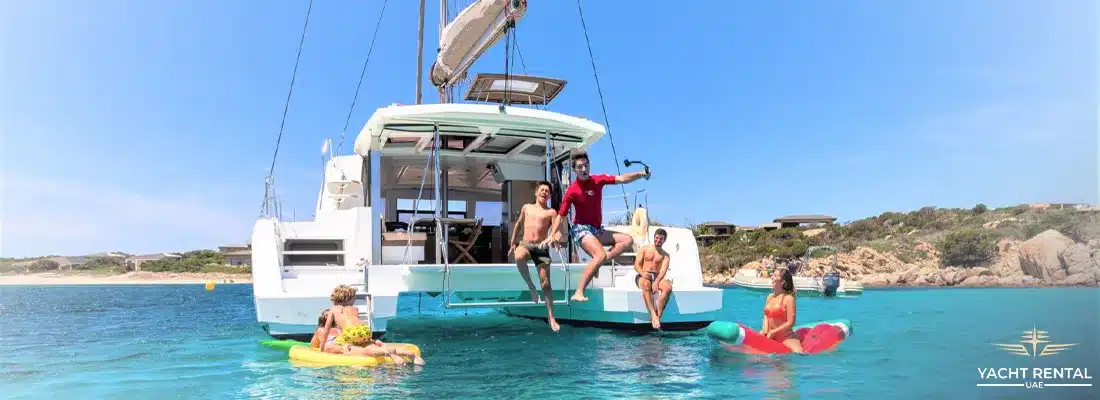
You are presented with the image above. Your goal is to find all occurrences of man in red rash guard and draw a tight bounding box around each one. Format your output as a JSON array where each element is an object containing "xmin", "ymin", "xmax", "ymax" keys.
[{"xmin": 549, "ymin": 149, "xmax": 649, "ymax": 302}]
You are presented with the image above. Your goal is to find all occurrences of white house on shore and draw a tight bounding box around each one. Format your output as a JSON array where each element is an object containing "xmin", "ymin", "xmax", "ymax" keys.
[
  {"xmin": 125, "ymin": 253, "xmax": 182, "ymax": 271},
  {"xmin": 218, "ymin": 243, "xmax": 251, "ymax": 266}
]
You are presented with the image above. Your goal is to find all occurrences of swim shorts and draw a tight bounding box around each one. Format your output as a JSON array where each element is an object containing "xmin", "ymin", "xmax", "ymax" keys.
[
  {"xmin": 519, "ymin": 241, "xmax": 552, "ymax": 265},
  {"xmin": 635, "ymin": 271, "xmax": 658, "ymax": 288},
  {"xmin": 335, "ymin": 324, "xmax": 372, "ymax": 346},
  {"xmin": 571, "ymin": 224, "xmax": 604, "ymax": 244}
]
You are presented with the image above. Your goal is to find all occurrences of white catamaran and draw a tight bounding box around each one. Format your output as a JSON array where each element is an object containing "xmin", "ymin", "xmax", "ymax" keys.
[{"xmin": 252, "ymin": 0, "xmax": 723, "ymax": 340}]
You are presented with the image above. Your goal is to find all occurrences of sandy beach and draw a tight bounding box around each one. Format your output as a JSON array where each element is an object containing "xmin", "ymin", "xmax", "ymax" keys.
[{"xmin": 0, "ymin": 271, "xmax": 252, "ymax": 286}]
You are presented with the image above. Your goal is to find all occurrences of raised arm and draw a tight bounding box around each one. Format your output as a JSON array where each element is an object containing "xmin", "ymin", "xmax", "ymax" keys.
[{"xmin": 612, "ymin": 170, "xmax": 649, "ymax": 185}]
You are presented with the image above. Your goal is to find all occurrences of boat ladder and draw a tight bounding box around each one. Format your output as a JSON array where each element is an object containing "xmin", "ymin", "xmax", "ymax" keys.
[
  {"xmin": 354, "ymin": 291, "xmax": 375, "ymax": 328},
  {"xmin": 443, "ymin": 249, "xmax": 572, "ymax": 309}
]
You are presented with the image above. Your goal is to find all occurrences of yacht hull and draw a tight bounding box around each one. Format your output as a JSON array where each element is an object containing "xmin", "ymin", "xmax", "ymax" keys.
[
  {"xmin": 254, "ymin": 263, "xmax": 725, "ymax": 339},
  {"xmin": 256, "ymin": 287, "xmax": 724, "ymax": 340},
  {"xmin": 502, "ymin": 286, "xmax": 724, "ymax": 331}
]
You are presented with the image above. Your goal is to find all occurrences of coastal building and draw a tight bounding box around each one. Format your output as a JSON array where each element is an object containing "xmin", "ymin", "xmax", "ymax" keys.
[
  {"xmin": 11, "ymin": 256, "xmax": 87, "ymax": 270},
  {"xmin": 696, "ymin": 221, "xmax": 736, "ymax": 247},
  {"xmin": 84, "ymin": 252, "xmax": 129, "ymax": 261},
  {"xmin": 125, "ymin": 253, "xmax": 181, "ymax": 271},
  {"xmin": 773, "ymin": 215, "xmax": 837, "ymax": 229},
  {"xmin": 1029, "ymin": 202, "xmax": 1089, "ymax": 211},
  {"xmin": 736, "ymin": 223, "xmax": 781, "ymax": 232},
  {"xmin": 218, "ymin": 243, "xmax": 252, "ymax": 266}
]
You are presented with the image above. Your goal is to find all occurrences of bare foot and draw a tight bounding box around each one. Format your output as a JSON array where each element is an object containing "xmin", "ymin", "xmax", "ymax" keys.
[
  {"xmin": 570, "ymin": 293, "xmax": 589, "ymax": 302},
  {"xmin": 390, "ymin": 354, "xmax": 406, "ymax": 366},
  {"xmin": 548, "ymin": 318, "xmax": 560, "ymax": 332},
  {"xmin": 528, "ymin": 287, "xmax": 540, "ymax": 303},
  {"xmin": 651, "ymin": 315, "xmax": 661, "ymax": 330},
  {"xmin": 413, "ymin": 356, "xmax": 426, "ymax": 365}
]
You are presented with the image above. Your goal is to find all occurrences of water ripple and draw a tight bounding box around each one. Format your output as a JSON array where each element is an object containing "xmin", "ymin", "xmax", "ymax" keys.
[{"xmin": 0, "ymin": 285, "xmax": 1097, "ymax": 398}]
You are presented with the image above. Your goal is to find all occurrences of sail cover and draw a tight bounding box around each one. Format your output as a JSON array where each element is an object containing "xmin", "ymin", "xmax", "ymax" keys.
[{"xmin": 431, "ymin": 0, "xmax": 527, "ymax": 88}]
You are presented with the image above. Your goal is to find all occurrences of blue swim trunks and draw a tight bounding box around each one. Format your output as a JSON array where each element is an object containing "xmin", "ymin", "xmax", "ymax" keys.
[{"xmin": 571, "ymin": 224, "xmax": 604, "ymax": 244}]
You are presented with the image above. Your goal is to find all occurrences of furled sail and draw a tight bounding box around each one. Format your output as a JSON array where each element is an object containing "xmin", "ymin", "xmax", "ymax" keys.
[{"xmin": 430, "ymin": 0, "xmax": 527, "ymax": 88}]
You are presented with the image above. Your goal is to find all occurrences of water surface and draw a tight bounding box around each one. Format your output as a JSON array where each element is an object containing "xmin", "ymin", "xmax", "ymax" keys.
[{"xmin": 1, "ymin": 284, "xmax": 1096, "ymax": 399}]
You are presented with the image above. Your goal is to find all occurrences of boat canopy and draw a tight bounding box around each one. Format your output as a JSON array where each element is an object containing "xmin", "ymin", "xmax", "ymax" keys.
[{"xmin": 352, "ymin": 103, "xmax": 605, "ymax": 163}]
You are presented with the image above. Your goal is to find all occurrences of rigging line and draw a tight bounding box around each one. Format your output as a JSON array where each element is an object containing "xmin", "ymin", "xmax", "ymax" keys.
[
  {"xmin": 267, "ymin": 0, "xmax": 315, "ymax": 177},
  {"xmin": 504, "ymin": 27, "xmax": 510, "ymax": 105},
  {"xmin": 513, "ymin": 36, "xmax": 529, "ymax": 74},
  {"xmin": 336, "ymin": 0, "xmax": 391, "ymax": 156},
  {"xmin": 511, "ymin": 36, "xmax": 545, "ymax": 111},
  {"xmin": 575, "ymin": 0, "xmax": 629, "ymax": 213},
  {"xmin": 508, "ymin": 27, "xmax": 519, "ymax": 105}
]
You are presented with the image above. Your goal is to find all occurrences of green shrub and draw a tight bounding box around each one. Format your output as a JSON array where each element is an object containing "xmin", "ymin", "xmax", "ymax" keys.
[
  {"xmin": 77, "ymin": 257, "xmax": 125, "ymax": 271},
  {"xmin": 29, "ymin": 260, "xmax": 60, "ymax": 272},
  {"xmin": 143, "ymin": 250, "xmax": 228, "ymax": 273},
  {"xmin": 938, "ymin": 229, "xmax": 996, "ymax": 267},
  {"xmin": 199, "ymin": 265, "xmax": 252, "ymax": 274}
]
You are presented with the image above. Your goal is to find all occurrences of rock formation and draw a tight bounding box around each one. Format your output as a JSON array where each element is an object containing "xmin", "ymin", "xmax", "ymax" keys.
[{"xmin": 705, "ymin": 229, "xmax": 1098, "ymax": 288}]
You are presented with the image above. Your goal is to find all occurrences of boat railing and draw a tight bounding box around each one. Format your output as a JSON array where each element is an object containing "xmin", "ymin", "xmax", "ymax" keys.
[
  {"xmin": 601, "ymin": 188, "xmax": 649, "ymax": 224},
  {"xmin": 387, "ymin": 123, "xmax": 582, "ymax": 309}
]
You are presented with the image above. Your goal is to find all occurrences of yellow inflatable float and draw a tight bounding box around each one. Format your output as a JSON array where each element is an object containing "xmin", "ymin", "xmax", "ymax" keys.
[{"xmin": 289, "ymin": 344, "xmax": 422, "ymax": 367}]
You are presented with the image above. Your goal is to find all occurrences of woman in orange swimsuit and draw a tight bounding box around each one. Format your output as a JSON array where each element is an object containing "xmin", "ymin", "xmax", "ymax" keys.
[{"xmin": 760, "ymin": 267, "xmax": 804, "ymax": 354}]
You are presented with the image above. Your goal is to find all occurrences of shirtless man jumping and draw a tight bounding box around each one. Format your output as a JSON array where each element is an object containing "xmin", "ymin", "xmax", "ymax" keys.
[
  {"xmin": 634, "ymin": 228, "xmax": 672, "ymax": 329},
  {"xmin": 550, "ymin": 150, "xmax": 648, "ymax": 302},
  {"xmin": 509, "ymin": 180, "xmax": 561, "ymax": 332}
]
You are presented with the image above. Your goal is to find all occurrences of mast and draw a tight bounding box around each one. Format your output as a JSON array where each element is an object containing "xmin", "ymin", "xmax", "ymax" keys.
[
  {"xmin": 438, "ymin": 0, "xmax": 453, "ymax": 104},
  {"xmin": 416, "ymin": 0, "xmax": 425, "ymax": 104},
  {"xmin": 436, "ymin": 0, "xmax": 451, "ymax": 231}
]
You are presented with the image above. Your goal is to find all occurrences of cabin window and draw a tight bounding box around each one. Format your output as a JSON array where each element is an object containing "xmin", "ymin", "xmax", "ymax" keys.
[
  {"xmin": 427, "ymin": 135, "xmax": 477, "ymax": 151},
  {"xmin": 385, "ymin": 137, "xmax": 420, "ymax": 148},
  {"xmin": 496, "ymin": 129, "xmax": 582, "ymax": 143},
  {"xmin": 473, "ymin": 136, "xmax": 523, "ymax": 154},
  {"xmin": 520, "ymin": 145, "xmax": 547, "ymax": 157},
  {"xmin": 395, "ymin": 199, "xmax": 467, "ymax": 223},
  {"xmin": 284, "ymin": 239, "xmax": 344, "ymax": 251},
  {"xmin": 475, "ymin": 201, "xmax": 502, "ymax": 226},
  {"xmin": 448, "ymin": 200, "xmax": 468, "ymax": 218},
  {"xmin": 283, "ymin": 254, "xmax": 344, "ymax": 266}
]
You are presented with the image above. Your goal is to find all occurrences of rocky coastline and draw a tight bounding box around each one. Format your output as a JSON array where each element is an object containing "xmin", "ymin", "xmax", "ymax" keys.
[{"xmin": 704, "ymin": 229, "xmax": 1100, "ymax": 288}]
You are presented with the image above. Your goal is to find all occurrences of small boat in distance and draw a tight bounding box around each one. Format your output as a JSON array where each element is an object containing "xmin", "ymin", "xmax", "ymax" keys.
[{"xmin": 730, "ymin": 246, "xmax": 863, "ymax": 296}]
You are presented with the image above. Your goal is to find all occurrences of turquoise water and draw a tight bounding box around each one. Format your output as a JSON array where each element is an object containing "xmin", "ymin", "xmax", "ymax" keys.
[{"xmin": 1, "ymin": 285, "xmax": 1096, "ymax": 399}]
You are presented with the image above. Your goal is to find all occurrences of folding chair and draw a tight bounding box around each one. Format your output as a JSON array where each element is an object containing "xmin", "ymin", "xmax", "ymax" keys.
[{"xmin": 449, "ymin": 218, "xmax": 483, "ymax": 263}]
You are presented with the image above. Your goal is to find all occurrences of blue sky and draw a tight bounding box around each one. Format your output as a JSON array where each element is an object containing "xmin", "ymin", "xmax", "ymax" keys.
[{"xmin": 1, "ymin": 0, "xmax": 1095, "ymax": 257}]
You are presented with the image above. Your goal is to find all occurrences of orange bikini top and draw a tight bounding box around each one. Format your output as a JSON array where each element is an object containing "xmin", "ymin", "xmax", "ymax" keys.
[
  {"xmin": 764, "ymin": 295, "xmax": 787, "ymax": 318},
  {"xmin": 764, "ymin": 306, "xmax": 786, "ymax": 319}
]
